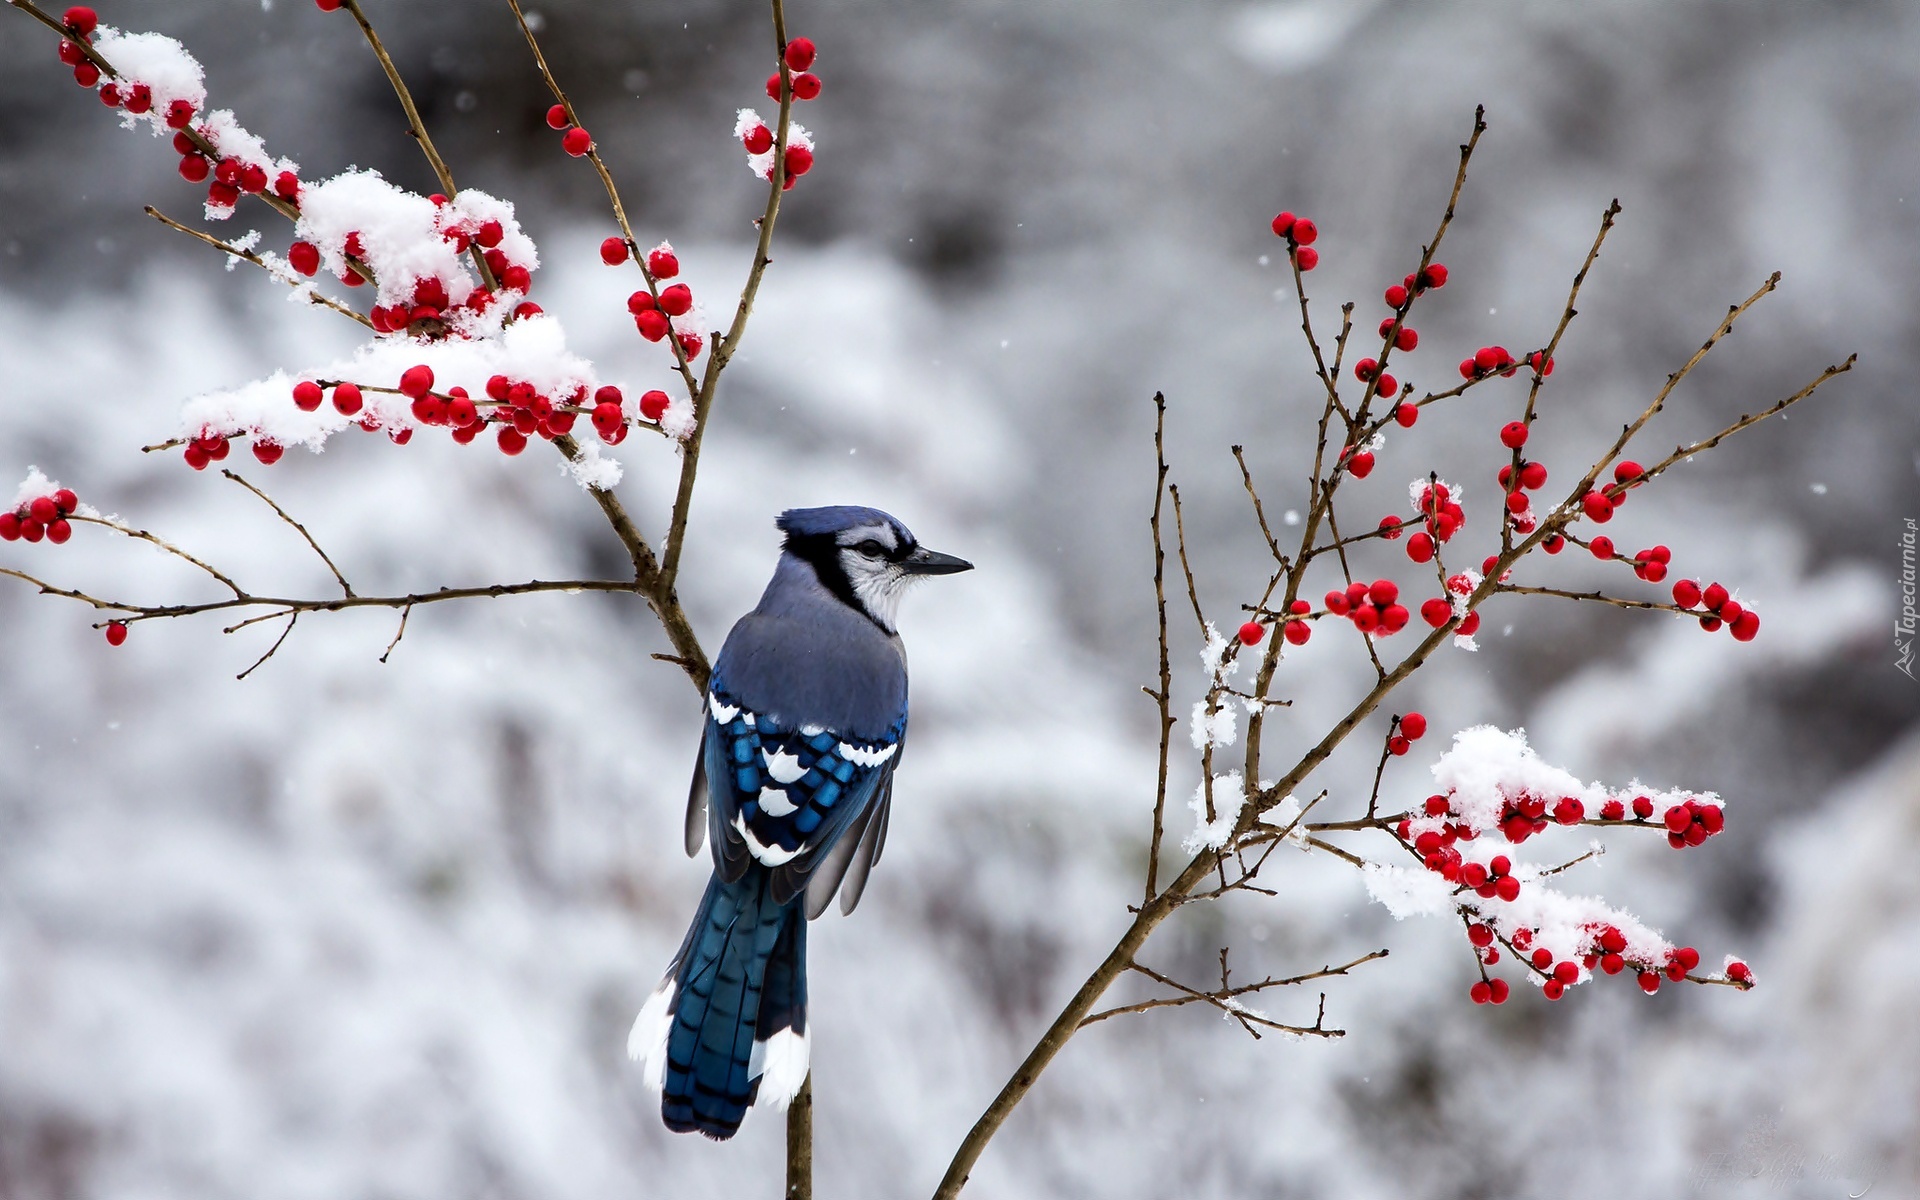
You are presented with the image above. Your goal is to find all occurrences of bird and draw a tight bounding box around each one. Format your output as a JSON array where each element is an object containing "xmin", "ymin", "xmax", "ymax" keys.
[{"xmin": 627, "ymin": 505, "xmax": 972, "ymax": 1140}]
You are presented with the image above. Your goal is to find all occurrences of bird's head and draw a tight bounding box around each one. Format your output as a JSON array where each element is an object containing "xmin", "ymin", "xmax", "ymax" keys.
[{"xmin": 776, "ymin": 506, "xmax": 972, "ymax": 631}]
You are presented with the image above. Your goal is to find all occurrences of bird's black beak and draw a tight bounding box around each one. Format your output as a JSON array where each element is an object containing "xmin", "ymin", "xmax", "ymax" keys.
[{"xmin": 900, "ymin": 545, "xmax": 973, "ymax": 575}]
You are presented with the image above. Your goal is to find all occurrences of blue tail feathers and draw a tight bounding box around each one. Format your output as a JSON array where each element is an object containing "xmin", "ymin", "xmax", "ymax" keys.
[{"xmin": 649, "ymin": 869, "xmax": 809, "ymax": 1140}]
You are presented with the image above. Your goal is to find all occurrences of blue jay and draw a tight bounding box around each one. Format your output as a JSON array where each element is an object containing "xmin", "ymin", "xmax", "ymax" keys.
[{"xmin": 628, "ymin": 506, "xmax": 972, "ymax": 1140}]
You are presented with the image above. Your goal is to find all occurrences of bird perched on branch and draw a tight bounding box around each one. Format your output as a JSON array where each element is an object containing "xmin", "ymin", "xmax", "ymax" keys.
[{"xmin": 629, "ymin": 506, "xmax": 972, "ymax": 1139}]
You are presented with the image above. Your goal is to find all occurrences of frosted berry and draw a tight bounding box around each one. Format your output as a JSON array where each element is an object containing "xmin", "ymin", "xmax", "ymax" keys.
[
  {"xmin": 545, "ymin": 103, "xmax": 569, "ymax": 130},
  {"xmin": 562, "ymin": 126, "xmax": 593, "ymax": 156},
  {"xmin": 742, "ymin": 124, "xmax": 774, "ymax": 154},
  {"xmin": 399, "ymin": 365, "xmax": 434, "ymax": 398},
  {"xmin": 679, "ymin": 333, "xmax": 704, "ymax": 360},
  {"xmin": 331, "ymin": 382, "xmax": 363, "ymax": 415},
  {"xmin": 1499, "ymin": 422, "xmax": 1528, "ymax": 449},
  {"xmin": 58, "ymin": 39, "xmax": 86, "ymax": 67},
  {"xmin": 600, "ymin": 237, "xmax": 630, "ymax": 265},
  {"xmin": 785, "ymin": 36, "xmax": 817, "ymax": 71},
  {"xmin": 166, "ymin": 99, "xmax": 195, "ymax": 129},
  {"xmin": 1553, "ymin": 797, "xmax": 1583, "ymax": 824},
  {"xmin": 1727, "ymin": 961, "xmax": 1752, "ymax": 984},
  {"xmin": 252, "ymin": 440, "xmax": 284, "ymax": 465},
  {"xmin": 639, "ymin": 390, "xmax": 671, "ymax": 421},
  {"xmin": 1238, "ymin": 620, "xmax": 1264, "ymax": 646},
  {"xmin": 648, "ymin": 247, "xmax": 679, "ymax": 278}
]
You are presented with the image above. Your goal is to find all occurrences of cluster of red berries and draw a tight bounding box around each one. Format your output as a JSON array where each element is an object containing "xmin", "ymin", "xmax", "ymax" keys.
[
  {"xmin": 1237, "ymin": 598, "xmax": 1315, "ymax": 649},
  {"xmin": 1459, "ymin": 345, "xmax": 1530, "ymax": 380},
  {"xmin": 1386, "ymin": 710, "xmax": 1428, "ymax": 756},
  {"xmin": 765, "ymin": 37, "xmax": 822, "ymax": 103},
  {"xmin": 1671, "ymin": 578, "xmax": 1760, "ymax": 640},
  {"xmin": 1383, "ymin": 480, "xmax": 1466, "ymax": 564},
  {"xmin": 1384, "ymin": 263, "xmax": 1449, "ymax": 313},
  {"xmin": 591, "ymin": 385, "xmax": 671, "ymax": 444},
  {"xmin": 1268, "ymin": 212, "xmax": 1320, "ymax": 271},
  {"xmin": 1324, "ymin": 578, "xmax": 1409, "ymax": 637},
  {"xmin": 542, "ymin": 103, "xmax": 594, "ymax": 157},
  {"xmin": 1351, "ymin": 357, "xmax": 1402, "ymax": 406},
  {"xmin": 181, "ymin": 428, "xmax": 283, "ymax": 470},
  {"xmin": 51, "ymin": 7, "xmax": 102, "ymax": 87},
  {"xmin": 0, "ymin": 488, "xmax": 79, "ymax": 544},
  {"xmin": 1418, "ymin": 576, "xmax": 1482, "ymax": 636},
  {"xmin": 627, "ymin": 266, "xmax": 703, "ymax": 362}
]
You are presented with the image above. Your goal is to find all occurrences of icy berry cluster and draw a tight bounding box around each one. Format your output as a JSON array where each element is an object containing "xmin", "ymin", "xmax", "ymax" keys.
[{"xmin": 0, "ymin": 487, "xmax": 79, "ymax": 544}]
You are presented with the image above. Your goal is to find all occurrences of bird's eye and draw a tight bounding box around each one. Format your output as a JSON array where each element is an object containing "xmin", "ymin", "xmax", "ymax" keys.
[{"xmin": 855, "ymin": 540, "xmax": 888, "ymax": 558}]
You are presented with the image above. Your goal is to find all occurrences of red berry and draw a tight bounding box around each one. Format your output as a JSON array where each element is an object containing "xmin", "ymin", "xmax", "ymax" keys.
[
  {"xmin": 28, "ymin": 496, "xmax": 57, "ymax": 524},
  {"xmin": 1470, "ymin": 980, "xmax": 1491, "ymax": 1004},
  {"xmin": 45, "ymin": 517, "xmax": 71, "ymax": 544},
  {"xmin": 1380, "ymin": 604, "xmax": 1409, "ymax": 633},
  {"xmin": 1351, "ymin": 606, "xmax": 1380, "ymax": 634},
  {"xmin": 178, "ymin": 154, "xmax": 210, "ymax": 183},
  {"xmin": 647, "ymin": 248, "xmax": 679, "ymax": 279},
  {"xmin": 58, "ymin": 38, "xmax": 86, "ymax": 66},
  {"xmin": 1487, "ymin": 977, "xmax": 1509, "ymax": 1003},
  {"xmin": 1375, "ymin": 373, "xmax": 1398, "ymax": 398},
  {"xmin": 1727, "ymin": 961, "xmax": 1752, "ymax": 984},
  {"xmin": 73, "ymin": 62, "xmax": 100, "ymax": 87},
  {"xmin": 1346, "ymin": 449, "xmax": 1374, "ymax": 478},
  {"xmin": 679, "ymin": 333, "xmax": 705, "ymax": 360},
  {"xmin": 399, "ymin": 364, "xmax": 434, "ymax": 398},
  {"xmin": 1553, "ymin": 960, "xmax": 1579, "ymax": 985},
  {"xmin": 1495, "ymin": 876, "xmax": 1520, "ymax": 902},
  {"xmin": 316, "ymin": 0, "xmax": 343, "ymax": 9},
  {"xmin": 1459, "ymin": 358, "xmax": 1477, "ymax": 379},
  {"xmin": 1407, "ymin": 531, "xmax": 1435, "ymax": 563},
  {"xmin": 181, "ymin": 444, "xmax": 209, "ymax": 471},
  {"xmin": 1702, "ymin": 582, "xmax": 1729, "ymax": 611},
  {"xmin": 331, "ymin": 382, "xmax": 363, "ymax": 415},
  {"xmin": 784, "ymin": 144, "xmax": 814, "ymax": 177},
  {"xmin": 287, "ymin": 241, "xmax": 321, "ymax": 276},
  {"xmin": 784, "ymin": 36, "xmax": 817, "ymax": 70},
  {"xmin": 1295, "ymin": 247, "xmax": 1319, "ymax": 270},
  {"xmin": 639, "ymin": 389, "xmax": 671, "ymax": 421},
  {"xmin": 1730, "ymin": 609, "xmax": 1760, "ymax": 641},
  {"xmin": 100, "ymin": 619, "xmax": 129, "ymax": 646},
  {"xmin": 1270, "ymin": 211, "xmax": 1295, "ymax": 238},
  {"xmin": 634, "ymin": 310, "xmax": 670, "ymax": 341},
  {"xmin": 51, "ymin": 489, "xmax": 77, "ymax": 515},
  {"xmin": 562, "ymin": 126, "xmax": 593, "ymax": 156},
  {"xmin": 207, "ymin": 181, "xmax": 240, "ymax": 208},
  {"xmin": 1670, "ymin": 579, "xmax": 1702, "ymax": 609},
  {"xmin": 1613, "ymin": 460, "xmax": 1644, "ymax": 485},
  {"xmin": 742, "ymin": 124, "xmax": 774, "ymax": 154},
  {"xmin": 1418, "ymin": 263, "xmax": 1447, "ymax": 288},
  {"xmin": 1290, "ymin": 218, "xmax": 1318, "ymax": 246},
  {"xmin": 1663, "ymin": 806, "xmax": 1692, "ymax": 834},
  {"xmin": 63, "ymin": 5, "xmax": 96, "ymax": 34},
  {"xmin": 1396, "ymin": 713, "xmax": 1426, "ymax": 742},
  {"xmin": 99, "ymin": 82, "xmax": 121, "ymax": 108},
  {"xmin": 791, "ymin": 72, "xmax": 822, "ymax": 100},
  {"xmin": 1553, "ymin": 797, "xmax": 1584, "ymax": 824},
  {"xmin": 251, "ymin": 440, "xmax": 284, "ymax": 466},
  {"xmin": 502, "ymin": 265, "xmax": 532, "ymax": 292},
  {"xmin": 1581, "ymin": 490, "xmax": 1613, "ymax": 522},
  {"xmin": 766, "ymin": 73, "xmax": 784, "ymax": 100},
  {"xmin": 1499, "ymin": 421, "xmax": 1528, "ymax": 449},
  {"xmin": 1394, "ymin": 326, "xmax": 1418, "ymax": 352},
  {"xmin": 1353, "ymin": 357, "xmax": 1378, "ymax": 382},
  {"xmin": 1590, "ymin": 535, "xmax": 1614, "ymax": 560},
  {"xmin": 1420, "ymin": 597, "xmax": 1451, "ymax": 627},
  {"xmin": 1238, "ymin": 620, "xmax": 1264, "ymax": 646},
  {"xmin": 1719, "ymin": 599, "xmax": 1744, "ymax": 624},
  {"xmin": 1368, "ymin": 579, "xmax": 1398, "ymax": 607},
  {"xmin": 289, "ymin": 380, "xmax": 322, "ymax": 411},
  {"xmin": 545, "ymin": 103, "xmax": 569, "ymax": 130},
  {"xmin": 1283, "ymin": 620, "xmax": 1311, "ymax": 646},
  {"xmin": 497, "ymin": 426, "xmax": 527, "ymax": 455},
  {"xmin": 125, "ymin": 85, "xmax": 154, "ymax": 115},
  {"xmin": 600, "ymin": 236, "xmax": 630, "ymax": 265},
  {"xmin": 658, "ymin": 283, "xmax": 694, "ymax": 316},
  {"xmin": 1384, "ymin": 284, "xmax": 1408, "ymax": 308}
]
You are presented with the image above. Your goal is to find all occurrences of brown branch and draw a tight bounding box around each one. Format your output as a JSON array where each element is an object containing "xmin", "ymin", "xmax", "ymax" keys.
[
  {"xmin": 222, "ymin": 470, "xmax": 354, "ymax": 597},
  {"xmin": 378, "ymin": 601, "xmax": 413, "ymax": 663},
  {"xmin": 1494, "ymin": 584, "xmax": 1696, "ymax": 615},
  {"xmin": 785, "ymin": 1075, "xmax": 813, "ymax": 1200},
  {"xmin": 144, "ymin": 207, "xmax": 374, "ymax": 328},
  {"xmin": 337, "ymin": 0, "xmax": 494, "ymax": 290},
  {"xmin": 1081, "ymin": 950, "xmax": 1387, "ymax": 1028},
  {"xmin": 503, "ymin": 0, "xmax": 698, "ymax": 396},
  {"xmin": 69, "ymin": 514, "xmax": 242, "ymax": 596},
  {"xmin": 234, "ymin": 609, "xmax": 297, "ymax": 680},
  {"xmin": 1231, "ymin": 445, "xmax": 1285, "ymax": 565},
  {"xmin": 1145, "ymin": 394, "xmax": 1175, "ymax": 901}
]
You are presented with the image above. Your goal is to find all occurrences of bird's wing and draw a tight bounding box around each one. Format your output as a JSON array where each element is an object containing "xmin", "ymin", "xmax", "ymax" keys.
[
  {"xmin": 701, "ymin": 689, "xmax": 899, "ymax": 907},
  {"xmin": 683, "ymin": 725, "xmax": 709, "ymax": 858},
  {"xmin": 833, "ymin": 777, "xmax": 892, "ymax": 916}
]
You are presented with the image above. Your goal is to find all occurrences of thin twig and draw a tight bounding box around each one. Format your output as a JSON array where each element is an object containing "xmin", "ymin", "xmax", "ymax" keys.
[
  {"xmin": 1081, "ymin": 950, "xmax": 1388, "ymax": 1027},
  {"xmin": 145, "ymin": 207, "xmax": 373, "ymax": 328},
  {"xmin": 378, "ymin": 602, "xmax": 413, "ymax": 663},
  {"xmin": 235, "ymin": 610, "xmax": 297, "ymax": 680},
  {"xmin": 222, "ymin": 470, "xmax": 354, "ymax": 597},
  {"xmin": 1146, "ymin": 394, "xmax": 1175, "ymax": 902},
  {"xmin": 68, "ymin": 515, "xmax": 242, "ymax": 596}
]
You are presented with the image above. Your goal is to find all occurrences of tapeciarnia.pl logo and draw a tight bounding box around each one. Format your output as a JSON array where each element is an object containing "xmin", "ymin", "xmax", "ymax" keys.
[{"xmin": 1898, "ymin": 517, "xmax": 1916, "ymax": 679}]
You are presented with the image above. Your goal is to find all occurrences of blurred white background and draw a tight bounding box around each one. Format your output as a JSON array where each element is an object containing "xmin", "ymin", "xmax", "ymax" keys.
[{"xmin": 1, "ymin": 1, "xmax": 1915, "ymax": 1197}]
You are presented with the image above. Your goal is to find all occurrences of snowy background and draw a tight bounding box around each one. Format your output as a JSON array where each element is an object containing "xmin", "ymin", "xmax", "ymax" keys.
[{"xmin": 2, "ymin": 1, "xmax": 1917, "ymax": 1197}]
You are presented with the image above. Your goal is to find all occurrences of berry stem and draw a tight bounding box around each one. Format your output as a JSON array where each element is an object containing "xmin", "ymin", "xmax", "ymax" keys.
[{"xmin": 143, "ymin": 206, "xmax": 375, "ymax": 328}]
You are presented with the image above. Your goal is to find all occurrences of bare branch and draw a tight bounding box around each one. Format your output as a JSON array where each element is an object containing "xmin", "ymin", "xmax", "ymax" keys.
[
  {"xmin": 222, "ymin": 470, "xmax": 354, "ymax": 597},
  {"xmin": 145, "ymin": 207, "xmax": 373, "ymax": 328}
]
